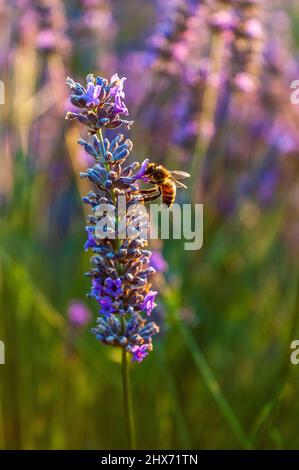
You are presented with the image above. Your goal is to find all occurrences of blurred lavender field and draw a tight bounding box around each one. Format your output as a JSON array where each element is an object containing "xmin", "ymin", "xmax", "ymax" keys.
[{"xmin": 1, "ymin": 0, "xmax": 299, "ymax": 449}]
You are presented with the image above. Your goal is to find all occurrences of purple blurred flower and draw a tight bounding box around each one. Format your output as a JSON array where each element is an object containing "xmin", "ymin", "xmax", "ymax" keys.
[
  {"xmin": 150, "ymin": 251, "xmax": 168, "ymax": 273},
  {"xmin": 244, "ymin": 18, "xmax": 263, "ymax": 40},
  {"xmin": 68, "ymin": 301, "xmax": 91, "ymax": 327},
  {"xmin": 17, "ymin": 0, "xmax": 71, "ymax": 55},
  {"xmin": 209, "ymin": 11, "xmax": 236, "ymax": 32},
  {"xmin": 234, "ymin": 73, "xmax": 256, "ymax": 93},
  {"xmin": 257, "ymin": 168, "xmax": 279, "ymax": 206}
]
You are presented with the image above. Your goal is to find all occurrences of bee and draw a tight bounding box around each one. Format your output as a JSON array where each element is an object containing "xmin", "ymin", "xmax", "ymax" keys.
[{"xmin": 140, "ymin": 163, "xmax": 190, "ymax": 207}]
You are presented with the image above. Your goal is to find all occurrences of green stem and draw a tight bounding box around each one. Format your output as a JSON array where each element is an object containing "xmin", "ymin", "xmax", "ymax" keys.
[
  {"xmin": 97, "ymin": 129, "xmax": 111, "ymax": 174},
  {"xmin": 121, "ymin": 347, "xmax": 136, "ymax": 450},
  {"xmin": 97, "ymin": 129, "xmax": 106, "ymax": 158}
]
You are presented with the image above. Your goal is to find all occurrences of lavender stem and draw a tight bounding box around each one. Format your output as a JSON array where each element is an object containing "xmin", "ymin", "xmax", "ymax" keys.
[{"xmin": 122, "ymin": 346, "xmax": 136, "ymax": 450}]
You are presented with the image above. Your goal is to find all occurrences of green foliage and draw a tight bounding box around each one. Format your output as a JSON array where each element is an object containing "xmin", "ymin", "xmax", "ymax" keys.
[{"xmin": 1, "ymin": 154, "xmax": 299, "ymax": 449}]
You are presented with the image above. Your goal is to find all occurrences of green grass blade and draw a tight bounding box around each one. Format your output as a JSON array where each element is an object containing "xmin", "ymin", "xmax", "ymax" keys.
[
  {"xmin": 177, "ymin": 321, "xmax": 253, "ymax": 449},
  {"xmin": 158, "ymin": 347, "xmax": 192, "ymax": 449}
]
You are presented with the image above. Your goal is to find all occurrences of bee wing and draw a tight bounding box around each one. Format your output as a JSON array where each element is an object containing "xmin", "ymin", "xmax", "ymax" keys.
[
  {"xmin": 169, "ymin": 170, "xmax": 191, "ymax": 180},
  {"xmin": 172, "ymin": 179, "xmax": 188, "ymax": 189}
]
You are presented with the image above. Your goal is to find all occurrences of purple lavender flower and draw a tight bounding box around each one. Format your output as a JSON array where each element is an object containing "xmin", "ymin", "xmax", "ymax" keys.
[
  {"xmin": 104, "ymin": 278, "xmax": 123, "ymax": 298},
  {"xmin": 99, "ymin": 296, "xmax": 117, "ymax": 316},
  {"xmin": 90, "ymin": 278, "xmax": 103, "ymax": 302},
  {"xmin": 133, "ymin": 159, "xmax": 150, "ymax": 181},
  {"xmin": 131, "ymin": 344, "xmax": 150, "ymax": 363},
  {"xmin": 141, "ymin": 292, "xmax": 158, "ymax": 316},
  {"xmin": 65, "ymin": 74, "xmax": 133, "ymax": 133},
  {"xmin": 110, "ymin": 74, "xmax": 129, "ymax": 115},
  {"xmin": 92, "ymin": 313, "xmax": 159, "ymax": 358},
  {"xmin": 84, "ymin": 226, "xmax": 98, "ymax": 250},
  {"xmin": 83, "ymin": 81, "xmax": 102, "ymax": 107}
]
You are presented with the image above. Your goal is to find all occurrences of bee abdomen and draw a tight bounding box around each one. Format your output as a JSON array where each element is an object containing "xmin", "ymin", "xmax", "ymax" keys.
[{"xmin": 161, "ymin": 180, "xmax": 176, "ymax": 207}]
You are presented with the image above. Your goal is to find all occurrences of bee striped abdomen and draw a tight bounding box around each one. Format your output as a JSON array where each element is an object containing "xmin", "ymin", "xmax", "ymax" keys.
[{"xmin": 161, "ymin": 180, "xmax": 176, "ymax": 207}]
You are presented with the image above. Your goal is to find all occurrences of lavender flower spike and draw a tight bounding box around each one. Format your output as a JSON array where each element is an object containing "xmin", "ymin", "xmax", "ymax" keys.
[
  {"xmin": 66, "ymin": 73, "xmax": 160, "ymax": 363},
  {"xmin": 66, "ymin": 73, "xmax": 132, "ymax": 133}
]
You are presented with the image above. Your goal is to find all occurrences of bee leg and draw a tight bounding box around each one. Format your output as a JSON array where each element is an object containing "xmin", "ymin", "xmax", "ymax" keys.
[{"xmin": 143, "ymin": 193, "xmax": 161, "ymax": 203}]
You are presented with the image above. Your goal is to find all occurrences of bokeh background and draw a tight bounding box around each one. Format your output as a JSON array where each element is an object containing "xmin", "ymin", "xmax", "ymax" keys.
[{"xmin": 1, "ymin": 0, "xmax": 299, "ymax": 450}]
